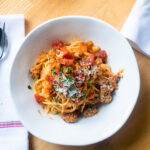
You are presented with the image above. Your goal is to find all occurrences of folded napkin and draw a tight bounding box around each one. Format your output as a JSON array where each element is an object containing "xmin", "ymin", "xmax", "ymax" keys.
[
  {"xmin": 0, "ymin": 15, "xmax": 28, "ymax": 150},
  {"xmin": 121, "ymin": 0, "xmax": 150, "ymax": 57}
]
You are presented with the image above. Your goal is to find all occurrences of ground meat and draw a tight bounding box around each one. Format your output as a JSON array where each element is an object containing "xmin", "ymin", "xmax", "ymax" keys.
[
  {"xmin": 61, "ymin": 112, "xmax": 78, "ymax": 123},
  {"xmin": 100, "ymin": 76, "xmax": 119, "ymax": 103},
  {"xmin": 29, "ymin": 63, "xmax": 42, "ymax": 79},
  {"xmin": 83, "ymin": 105, "xmax": 98, "ymax": 118},
  {"xmin": 99, "ymin": 77, "xmax": 111, "ymax": 103},
  {"xmin": 108, "ymin": 77, "xmax": 119, "ymax": 90},
  {"xmin": 100, "ymin": 85, "xmax": 112, "ymax": 103},
  {"xmin": 99, "ymin": 77, "xmax": 109, "ymax": 85}
]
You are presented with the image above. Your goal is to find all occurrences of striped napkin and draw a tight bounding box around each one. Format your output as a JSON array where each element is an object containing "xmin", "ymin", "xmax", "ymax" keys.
[
  {"xmin": 121, "ymin": 0, "xmax": 150, "ymax": 57},
  {"xmin": 0, "ymin": 14, "xmax": 28, "ymax": 150}
]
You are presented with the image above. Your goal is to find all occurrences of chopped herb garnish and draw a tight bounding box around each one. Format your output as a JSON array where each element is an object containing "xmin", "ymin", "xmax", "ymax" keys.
[
  {"xmin": 82, "ymin": 90, "xmax": 86, "ymax": 95},
  {"xmin": 81, "ymin": 90, "xmax": 86, "ymax": 98},
  {"xmin": 72, "ymin": 93, "xmax": 76, "ymax": 98},
  {"xmin": 55, "ymin": 98, "xmax": 58, "ymax": 103},
  {"xmin": 87, "ymin": 79, "xmax": 91, "ymax": 83},
  {"xmin": 89, "ymin": 104, "xmax": 93, "ymax": 108},
  {"xmin": 66, "ymin": 67, "xmax": 71, "ymax": 73},
  {"xmin": 67, "ymin": 86, "xmax": 78, "ymax": 98},
  {"xmin": 27, "ymin": 85, "xmax": 32, "ymax": 90},
  {"xmin": 61, "ymin": 76, "xmax": 75, "ymax": 86},
  {"xmin": 67, "ymin": 90, "xmax": 69, "ymax": 94},
  {"xmin": 53, "ymin": 49, "xmax": 56, "ymax": 52},
  {"xmin": 61, "ymin": 76, "xmax": 67, "ymax": 82},
  {"xmin": 81, "ymin": 95, "xmax": 86, "ymax": 99},
  {"xmin": 52, "ymin": 67, "xmax": 56, "ymax": 74},
  {"xmin": 60, "ymin": 66, "xmax": 63, "ymax": 72},
  {"xmin": 86, "ymin": 66, "xmax": 90, "ymax": 73},
  {"xmin": 54, "ymin": 83, "xmax": 59, "ymax": 88},
  {"xmin": 50, "ymin": 99, "xmax": 53, "ymax": 102}
]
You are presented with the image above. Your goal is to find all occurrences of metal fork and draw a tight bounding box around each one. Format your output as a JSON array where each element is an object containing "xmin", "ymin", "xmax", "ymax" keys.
[{"xmin": 0, "ymin": 23, "xmax": 8, "ymax": 60}]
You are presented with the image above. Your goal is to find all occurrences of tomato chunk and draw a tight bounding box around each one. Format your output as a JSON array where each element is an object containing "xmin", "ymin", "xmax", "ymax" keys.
[
  {"xmin": 58, "ymin": 58, "xmax": 74, "ymax": 65},
  {"xmin": 34, "ymin": 94, "xmax": 44, "ymax": 104},
  {"xmin": 56, "ymin": 50, "xmax": 60, "ymax": 55},
  {"xmin": 95, "ymin": 50, "xmax": 107, "ymax": 59},
  {"xmin": 86, "ymin": 54, "xmax": 95, "ymax": 65},
  {"xmin": 60, "ymin": 47, "xmax": 69, "ymax": 57},
  {"xmin": 59, "ymin": 47, "xmax": 73, "ymax": 59},
  {"xmin": 59, "ymin": 46, "xmax": 68, "ymax": 52},
  {"xmin": 52, "ymin": 40, "xmax": 63, "ymax": 49},
  {"xmin": 46, "ymin": 75, "xmax": 54, "ymax": 84},
  {"xmin": 88, "ymin": 93, "xmax": 95, "ymax": 99}
]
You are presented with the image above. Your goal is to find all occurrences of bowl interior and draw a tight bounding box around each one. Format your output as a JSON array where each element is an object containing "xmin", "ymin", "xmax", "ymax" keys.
[{"xmin": 10, "ymin": 16, "xmax": 140, "ymax": 145}]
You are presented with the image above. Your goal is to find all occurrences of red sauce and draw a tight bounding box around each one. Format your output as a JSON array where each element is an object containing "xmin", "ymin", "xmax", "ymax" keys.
[
  {"xmin": 95, "ymin": 50, "xmax": 107, "ymax": 59},
  {"xmin": 86, "ymin": 54, "xmax": 95, "ymax": 65},
  {"xmin": 59, "ymin": 46, "xmax": 68, "ymax": 52},
  {"xmin": 56, "ymin": 50, "xmax": 60, "ymax": 55},
  {"xmin": 41, "ymin": 106, "xmax": 46, "ymax": 110},
  {"xmin": 46, "ymin": 75, "xmax": 54, "ymax": 84},
  {"xmin": 52, "ymin": 40, "xmax": 63, "ymax": 49},
  {"xmin": 58, "ymin": 58, "xmax": 74, "ymax": 65},
  {"xmin": 34, "ymin": 94, "xmax": 44, "ymax": 104},
  {"xmin": 60, "ymin": 47, "xmax": 73, "ymax": 59},
  {"xmin": 38, "ymin": 109, "xmax": 41, "ymax": 115},
  {"xmin": 88, "ymin": 94, "xmax": 95, "ymax": 99}
]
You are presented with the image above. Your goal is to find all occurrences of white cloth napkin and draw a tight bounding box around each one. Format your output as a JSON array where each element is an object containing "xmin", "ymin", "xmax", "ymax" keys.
[
  {"xmin": 0, "ymin": 15, "xmax": 28, "ymax": 150},
  {"xmin": 121, "ymin": 0, "xmax": 150, "ymax": 57}
]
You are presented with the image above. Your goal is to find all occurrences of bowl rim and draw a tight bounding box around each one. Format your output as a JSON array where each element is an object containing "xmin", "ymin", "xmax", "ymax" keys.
[{"xmin": 9, "ymin": 15, "xmax": 140, "ymax": 146}]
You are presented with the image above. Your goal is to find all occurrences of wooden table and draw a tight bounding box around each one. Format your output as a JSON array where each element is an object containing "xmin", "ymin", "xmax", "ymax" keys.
[{"xmin": 1, "ymin": 0, "xmax": 150, "ymax": 149}]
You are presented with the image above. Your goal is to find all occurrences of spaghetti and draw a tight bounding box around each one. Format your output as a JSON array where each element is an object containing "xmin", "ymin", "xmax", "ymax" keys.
[{"xmin": 29, "ymin": 40, "xmax": 122, "ymax": 122}]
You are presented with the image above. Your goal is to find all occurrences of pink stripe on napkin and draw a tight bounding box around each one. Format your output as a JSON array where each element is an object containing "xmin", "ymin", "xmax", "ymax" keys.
[{"xmin": 0, "ymin": 121, "xmax": 23, "ymax": 128}]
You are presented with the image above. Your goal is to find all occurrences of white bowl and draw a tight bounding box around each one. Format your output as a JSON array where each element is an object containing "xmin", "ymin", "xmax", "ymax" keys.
[{"xmin": 10, "ymin": 16, "xmax": 140, "ymax": 146}]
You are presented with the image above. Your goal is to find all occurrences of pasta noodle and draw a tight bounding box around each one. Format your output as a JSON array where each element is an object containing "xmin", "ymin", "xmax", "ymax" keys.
[{"xmin": 29, "ymin": 40, "xmax": 122, "ymax": 122}]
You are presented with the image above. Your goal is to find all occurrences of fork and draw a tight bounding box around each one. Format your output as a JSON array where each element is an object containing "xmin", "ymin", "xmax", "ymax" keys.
[{"xmin": 0, "ymin": 23, "xmax": 8, "ymax": 60}]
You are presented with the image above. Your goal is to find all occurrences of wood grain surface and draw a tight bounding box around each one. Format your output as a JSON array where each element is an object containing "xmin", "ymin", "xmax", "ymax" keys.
[{"xmin": 1, "ymin": 0, "xmax": 150, "ymax": 150}]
